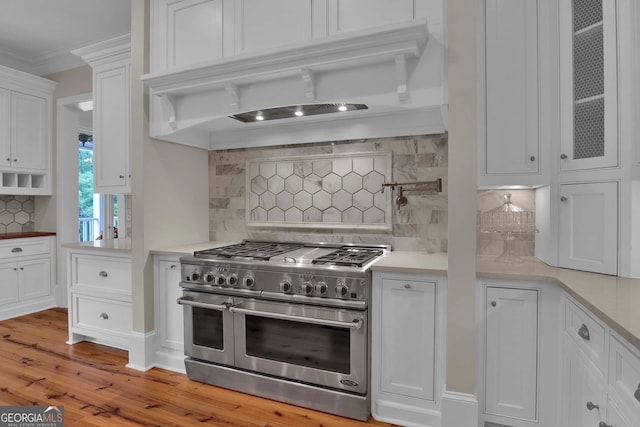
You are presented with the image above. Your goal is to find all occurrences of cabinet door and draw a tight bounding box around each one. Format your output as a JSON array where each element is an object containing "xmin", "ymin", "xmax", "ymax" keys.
[
  {"xmin": 11, "ymin": 92, "xmax": 47, "ymax": 171},
  {"xmin": 559, "ymin": 0, "xmax": 618, "ymax": 171},
  {"xmin": 328, "ymin": 0, "xmax": 415, "ymax": 35},
  {"xmin": 482, "ymin": 0, "xmax": 540, "ymax": 182},
  {"xmin": 606, "ymin": 396, "xmax": 634, "ymax": 427},
  {"xmin": 157, "ymin": 260, "xmax": 184, "ymax": 351},
  {"xmin": 378, "ymin": 277, "xmax": 436, "ymax": 400},
  {"xmin": 94, "ymin": 62, "xmax": 130, "ymax": 193},
  {"xmin": 0, "ymin": 88, "xmax": 10, "ymax": 168},
  {"xmin": 485, "ymin": 287, "xmax": 538, "ymax": 421},
  {"xmin": 558, "ymin": 181, "xmax": 618, "ymax": 275},
  {"xmin": 19, "ymin": 258, "xmax": 51, "ymax": 300},
  {"xmin": 562, "ymin": 337, "xmax": 605, "ymax": 427},
  {"xmin": 0, "ymin": 263, "xmax": 19, "ymax": 306}
]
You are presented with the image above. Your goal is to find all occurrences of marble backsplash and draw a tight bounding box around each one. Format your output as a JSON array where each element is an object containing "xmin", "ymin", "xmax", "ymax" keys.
[
  {"xmin": 477, "ymin": 189, "xmax": 536, "ymax": 258},
  {"xmin": 0, "ymin": 195, "xmax": 35, "ymax": 233},
  {"xmin": 209, "ymin": 134, "xmax": 448, "ymax": 252}
]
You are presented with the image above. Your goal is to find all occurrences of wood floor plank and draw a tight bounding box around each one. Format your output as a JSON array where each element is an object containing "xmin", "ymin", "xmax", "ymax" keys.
[{"xmin": 0, "ymin": 309, "xmax": 398, "ymax": 427}]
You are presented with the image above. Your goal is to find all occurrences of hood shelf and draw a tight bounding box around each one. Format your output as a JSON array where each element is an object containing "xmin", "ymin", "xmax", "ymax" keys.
[{"xmin": 141, "ymin": 18, "xmax": 447, "ymax": 150}]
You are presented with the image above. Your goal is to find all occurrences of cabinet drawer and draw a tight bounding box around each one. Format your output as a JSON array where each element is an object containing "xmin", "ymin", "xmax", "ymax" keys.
[
  {"xmin": 0, "ymin": 238, "xmax": 49, "ymax": 258},
  {"xmin": 564, "ymin": 299, "xmax": 606, "ymax": 372},
  {"xmin": 73, "ymin": 295, "xmax": 131, "ymax": 335},
  {"xmin": 72, "ymin": 254, "xmax": 131, "ymax": 293},
  {"xmin": 609, "ymin": 335, "xmax": 640, "ymax": 421}
]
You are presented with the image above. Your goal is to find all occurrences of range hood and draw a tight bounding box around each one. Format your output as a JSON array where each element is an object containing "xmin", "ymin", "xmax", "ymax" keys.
[{"xmin": 141, "ymin": 19, "xmax": 447, "ymax": 150}]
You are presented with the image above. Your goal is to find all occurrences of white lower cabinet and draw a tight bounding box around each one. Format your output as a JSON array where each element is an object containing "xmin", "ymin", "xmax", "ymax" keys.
[
  {"xmin": 485, "ymin": 287, "xmax": 538, "ymax": 421},
  {"xmin": 68, "ymin": 250, "xmax": 131, "ymax": 350},
  {"xmin": 478, "ymin": 280, "xmax": 561, "ymax": 427},
  {"xmin": 371, "ymin": 271, "xmax": 445, "ymax": 427},
  {"xmin": 562, "ymin": 336, "xmax": 606, "ymax": 427},
  {"xmin": 0, "ymin": 236, "xmax": 55, "ymax": 320},
  {"xmin": 153, "ymin": 255, "xmax": 185, "ymax": 372},
  {"xmin": 561, "ymin": 296, "xmax": 640, "ymax": 427}
]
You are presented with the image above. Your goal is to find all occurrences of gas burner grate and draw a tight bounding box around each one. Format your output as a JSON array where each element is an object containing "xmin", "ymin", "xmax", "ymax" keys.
[
  {"xmin": 312, "ymin": 247, "xmax": 383, "ymax": 267},
  {"xmin": 194, "ymin": 242, "xmax": 304, "ymax": 260}
]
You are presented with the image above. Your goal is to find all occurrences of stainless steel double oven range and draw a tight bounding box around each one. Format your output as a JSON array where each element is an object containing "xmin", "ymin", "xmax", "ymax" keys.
[{"xmin": 178, "ymin": 240, "xmax": 389, "ymax": 421}]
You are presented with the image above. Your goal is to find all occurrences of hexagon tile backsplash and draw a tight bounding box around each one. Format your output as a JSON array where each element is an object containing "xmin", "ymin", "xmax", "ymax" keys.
[
  {"xmin": 0, "ymin": 195, "xmax": 35, "ymax": 233},
  {"xmin": 209, "ymin": 134, "xmax": 449, "ymax": 252},
  {"xmin": 247, "ymin": 152, "xmax": 391, "ymax": 229}
]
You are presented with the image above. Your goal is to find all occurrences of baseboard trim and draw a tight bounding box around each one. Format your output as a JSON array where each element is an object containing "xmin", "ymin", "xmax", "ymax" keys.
[
  {"xmin": 441, "ymin": 390, "xmax": 478, "ymax": 427},
  {"xmin": 127, "ymin": 330, "xmax": 157, "ymax": 371}
]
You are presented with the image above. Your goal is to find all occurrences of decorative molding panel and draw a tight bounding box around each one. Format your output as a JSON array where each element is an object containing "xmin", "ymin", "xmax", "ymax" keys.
[{"xmin": 246, "ymin": 152, "xmax": 392, "ymax": 229}]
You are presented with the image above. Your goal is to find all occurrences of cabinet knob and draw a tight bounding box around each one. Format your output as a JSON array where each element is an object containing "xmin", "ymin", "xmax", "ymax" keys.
[
  {"xmin": 5, "ymin": 158, "xmax": 9, "ymax": 162},
  {"xmin": 404, "ymin": 284, "xmax": 411, "ymax": 289},
  {"xmin": 19, "ymin": 267, "xmax": 23, "ymax": 270},
  {"xmin": 560, "ymin": 196, "xmax": 567, "ymax": 202},
  {"xmin": 599, "ymin": 423, "xmax": 613, "ymax": 427},
  {"xmin": 586, "ymin": 401, "xmax": 599, "ymax": 411},
  {"xmin": 170, "ymin": 264, "xmax": 177, "ymax": 269},
  {"xmin": 99, "ymin": 312, "xmax": 109, "ymax": 320},
  {"xmin": 634, "ymin": 383, "xmax": 640, "ymax": 403},
  {"xmin": 560, "ymin": 153, "xmax": 568, "ymax": 160},
  {"xmin": 98, "ymin": 270, "xmax": 108, "ymax": 278},
  {"xmin": 13, "ymin": 158, "xmax": 17, "ymax": 162},
  {"xmin": 577, "ymin": 323, "xmax": 590, "ymax": 341},
  {"xmin": 11, "ymin": 247, "xmax": 22, "ymax": 253},
  {"xmin": 530, "ymin": 156, "xmax": 536, "ymax": 162},
  {"xmin": 119, "ymin": 175, "xmax": 125, "ymax": 179},
  {"xmin": 491, "ymin": 301, "xmax": 497, "ymax": 307}
]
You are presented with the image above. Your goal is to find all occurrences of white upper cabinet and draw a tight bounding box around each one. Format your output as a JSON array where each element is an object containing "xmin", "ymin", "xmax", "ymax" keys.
[
  {"xmin": 558, "ymin": 181, "xmax": 618, "ymax": 275},
  {"xmin": 93, "ymin": 61, "xmax": 131, "ymax": 193},
  {"xmin": 72, "ymin": 35, "xmax": 131, "ymax": 194},
  {"xmin": 150, "ymin": 0, "xmax": 425, "ymax": 73},
  {"xmin": 478, "ymin": 0, "xmax": 551, "ymax": 187},
  {"xmin": 11, "ymin": 92, "xmax": 47, "ymax": 171},
  {"xmin": 0, "ymin": 66, "xmax": 56, "ymax": 195},
  {"xmin": 559, "ymin": 0, "xmax": 618, "ymax": 171}
]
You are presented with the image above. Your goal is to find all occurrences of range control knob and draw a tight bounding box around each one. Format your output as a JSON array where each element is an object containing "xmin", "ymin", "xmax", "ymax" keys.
[
  {"xmin": 281, "ymin": 280, "xmax": 293, "ymax": 293},
  {"xmin": 204, "ymin": 272, "xmax": 215, "ymax": 283},
  {"xmin": 336, "ymin": 284, "xmax": 349, "ymax": 298},
  {"xmin": 316, "ymin": 281, "xmax": 328, "ymax": 295},
  {"xmin": 226, "ymin": 273, "xmax": 238, "ymax": 286},
  {"xmin": 243, "ymin": 276, "xmax": 255, "ymax": 288},
  {"xmin": 300, "ymin": 281, "xmax": 314, "ymax": 295},
  {"xmin": 217, "ymin": 274, "xmax": 226, "ymax": 286},
  {"xmin": 191, "ymin": 271, "xmax": 201, "ymax": 281}
]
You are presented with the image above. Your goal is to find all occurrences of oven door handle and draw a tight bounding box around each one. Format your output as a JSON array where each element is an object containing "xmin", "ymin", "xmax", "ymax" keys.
[
  {"xmin": 228, "ymin": 306, "xmax": 363, "ymax": 330},
  {"xmin": 177, "ymin": 297, "xmax": 229, "ymax": 311}
]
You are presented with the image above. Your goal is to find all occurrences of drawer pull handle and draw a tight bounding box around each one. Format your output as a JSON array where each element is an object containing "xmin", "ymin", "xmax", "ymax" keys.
[
  {"xmin": 577, "ymin": 323, "xmax": 590, "ymax": 341},
  {"xmin": 99, "ymin": 271, "xmax": 108, "ymax": 278},
  {"xmin": 170, "ymin": 265, "xmax": 177, "ymax": 269},
  {"xmin": 586, "ymin": 401, "xmax": 599, "ymax": 411},
  {"xmin": 634, "ymin": 384, "xmax": 640, "ymax": 403},
  {"xmin": 599, "ymin": 423, "xmax": 612, "ymax": 427},
  {"xmin": 404, "ymin": 284, "xmax": 411, "ymax": 289},
  {"xmin": 11, "ymin": 247, "xmax": 22, "ymax": 253},
  {"xmin": 99, "ymin": 313, "xmax": 109, "ymax": 320}
]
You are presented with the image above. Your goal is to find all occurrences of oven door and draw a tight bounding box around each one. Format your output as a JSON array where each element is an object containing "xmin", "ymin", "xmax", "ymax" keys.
[
  {"xmin": 178, "ymin": 290, "xmax": 234, "ymax": 366},
  {"xmin": 229, "ymin": 298, "xmax": 367, "ymax": 394}
]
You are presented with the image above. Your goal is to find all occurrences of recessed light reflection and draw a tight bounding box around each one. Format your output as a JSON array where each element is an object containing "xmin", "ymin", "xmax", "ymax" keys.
[
  {"xmin": 294, "ymin": 110, "xmax": 304, "ymax": 117},
  {"xmin": 255, "ymin": 113, "xmax": 264, "ymax": 121},
  {"xmin": 338, "ymin": 105, "xmax": 347, "ymax": 112}
]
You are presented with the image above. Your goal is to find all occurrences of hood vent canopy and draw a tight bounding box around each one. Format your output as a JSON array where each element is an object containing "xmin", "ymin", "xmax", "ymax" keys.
[{"xmin": 141, "ymin": 19, "xmax": 446, "ymax": 150}]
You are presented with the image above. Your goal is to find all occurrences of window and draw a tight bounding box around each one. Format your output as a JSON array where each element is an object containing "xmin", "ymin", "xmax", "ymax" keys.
[{"xmin": 78, "ymin": 133, "xmax": 120, "ymax": 242}]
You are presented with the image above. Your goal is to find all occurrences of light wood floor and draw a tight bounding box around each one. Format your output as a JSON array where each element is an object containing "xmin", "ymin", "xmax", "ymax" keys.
[{"xmin": 0, "ymin": 308, "xmax": 396, "ymax": 427}]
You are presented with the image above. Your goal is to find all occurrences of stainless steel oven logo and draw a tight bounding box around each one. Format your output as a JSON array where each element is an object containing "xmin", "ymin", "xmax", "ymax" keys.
[{"xmin": 0, "ymin": 405, "xmax": 64, "ymax": 427}]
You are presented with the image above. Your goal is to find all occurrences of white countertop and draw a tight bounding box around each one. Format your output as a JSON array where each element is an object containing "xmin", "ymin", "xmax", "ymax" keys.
[
  {"xmin": 370, "ymin": 251, "xmax": 448, "ymax": 275},
  {"xmin": 150, "ymin": 241, "xmax": 235, "ymax": 256},
  {"xmin": 61, "ymin": 238, "xmax": 132, "ymax": 254}
]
